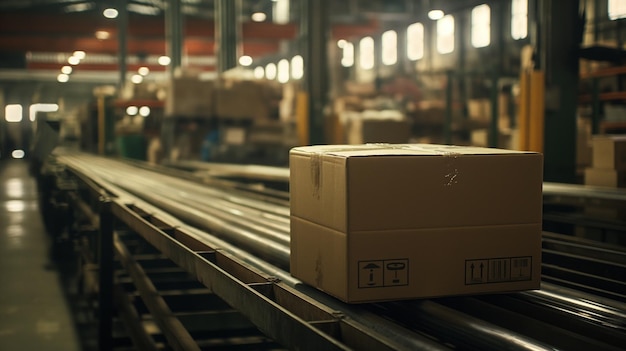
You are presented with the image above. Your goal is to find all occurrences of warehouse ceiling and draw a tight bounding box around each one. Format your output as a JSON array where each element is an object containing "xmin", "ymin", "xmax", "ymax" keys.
[
  {"xmin": 0, "ymin": 0, "xmax": 411, "ymax": 79},
  {"xmin": 0, "ymin": 0, "xmax": 484, "ymax": 105}
]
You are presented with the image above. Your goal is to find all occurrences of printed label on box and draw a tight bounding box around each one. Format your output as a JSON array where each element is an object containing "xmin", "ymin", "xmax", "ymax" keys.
[
  {"xmin": 465, "ymin": 256, "xmax": 531, "ymax": 285},
  {"xmin": 359, "ymin": 259, "xmax": 409, "ymax": 288}
]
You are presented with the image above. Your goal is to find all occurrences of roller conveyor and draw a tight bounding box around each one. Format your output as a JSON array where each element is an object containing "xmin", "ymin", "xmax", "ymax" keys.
[{"xmin": 42, "ymin": 151, "xmax": 626, "ymax": 350}]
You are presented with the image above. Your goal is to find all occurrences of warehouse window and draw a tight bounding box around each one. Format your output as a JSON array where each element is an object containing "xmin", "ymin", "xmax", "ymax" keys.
[
  {"xmin": 437, "ymin": 15, "xmax": 455, "ymax": 54},
  {"xmin": 382, "ymin": 30, "xmax": 398, "ymax": 65},
  {"xmin": 341, "ymin": 42, "xmax": 355, "ymax": 67},
  {"xmin": 511, "ymin": 0, "xmax": 528, "ymax": 40},
  {"xmin": 5, "ymin": 104, "xmax": 22, "ymax": 122},
  {"xmin": 277, "ymin": 59, "xmax": 290, "ymax": 83},
  {"xmin": 407, "ymin": 22, "xmax": 424, "ymax": 60},
  {"xmin": 29, "ymin": 103, "xmax": 59, "ymax": 122},
  {"xmin": 609, "ymin": 0, "xmax": 626, "ymax": 20},
  {"xmin": 291, "ymin": 55, "xmax": 303, "ymax": 80},
  {"xmin": 273, "ymin": 0, "xmax": 289, "ymax": 24},
  {"xmin": 471, "ymin": 4, "xmax": 491, "ymax": 48},
  {"xmin": 266, "ymin": 63, "xmax": 277, "ymax": 80},
  {"xmin": 359, "ymin": 36, "xmax": 375, "ymax": 70}
]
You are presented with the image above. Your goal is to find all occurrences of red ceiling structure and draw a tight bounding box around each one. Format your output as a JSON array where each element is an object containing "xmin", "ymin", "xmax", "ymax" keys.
[{"xmin": 0, "ymin": 11, "xmax": 379, "ymax": 72}]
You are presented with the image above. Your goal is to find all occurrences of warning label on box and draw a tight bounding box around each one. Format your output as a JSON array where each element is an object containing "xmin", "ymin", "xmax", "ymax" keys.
[
  {"xmin": 359, "ymin": 259, "xmax": 409, "ymax": 288},
  {"xmin": 465, "ymin": 256, "xmax": 531, "ymax": 285}
]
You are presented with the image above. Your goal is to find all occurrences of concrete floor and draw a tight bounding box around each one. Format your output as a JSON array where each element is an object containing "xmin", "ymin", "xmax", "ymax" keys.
[{"xmin": 0, "ymin": 159, "xmax": 81, "ymax": 351}]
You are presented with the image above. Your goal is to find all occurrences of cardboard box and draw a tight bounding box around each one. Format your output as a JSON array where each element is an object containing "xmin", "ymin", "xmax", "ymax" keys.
[
  {"xmin": 584, "ymin": 168, "xmax": 626, "ymax": 188},
  {"xmin": 165, "ymin": 78, "xmax": 214, "ymax": 117},
  {"xmin": 468, "ymin": 99, "xmax": 491, "ymax": 122},
  {"xmin": 591, "ymin": 135, "xmax": 626, "ymax": 170},
  {"xmin": 347, "ymin": 119, "xmax": 411, "ymax": 144},
  {"xmin": 215, "ymin": 80, "xmax": 279, "ymax": 120},
  {"xmin": 290, "ymin": 144, "xmax": 543, "ymax": 303},
  {"xmin": 470, "ymin": 129, "xmax": 512, "ymax": 148}
]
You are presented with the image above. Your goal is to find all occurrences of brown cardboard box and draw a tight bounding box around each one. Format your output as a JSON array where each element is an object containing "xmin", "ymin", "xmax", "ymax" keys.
[
  {"xmin": 215, "ymin": 80, "xmax": 279, "ymax": 120},
  {"xmin": 591, "ymin": 135, "xmax": 626, "ymax": 170},
  {"xmin": 470, "ymin": 129, "xmax": 512, "ymax": 148},
  {"xmin": 290, "ymin": 144, "xmax": 543, "ymax": 303},
  {"xmin": 347, "ymin": 118, "xmax": 411, "ymax": 144},
  {"xmin": 468, "ymin": 99, "xmax": 490, "ymax": 122},
  {"xmin": 165, "ymin": 77, "xmax": 214, "ymax": 117},
  {"xmin": 584, "ymin": 168, "xmax": 626, "ymax": 188}
]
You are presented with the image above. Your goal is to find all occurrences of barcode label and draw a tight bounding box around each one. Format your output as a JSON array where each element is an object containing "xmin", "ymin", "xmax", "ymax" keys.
[{"xmin": 465, "ymin": 256, "xmax": 532, "ymax": 285}]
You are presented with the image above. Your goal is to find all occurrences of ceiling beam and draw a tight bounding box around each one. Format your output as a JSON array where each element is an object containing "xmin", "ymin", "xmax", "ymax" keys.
[
  {"xmin": 0, "ymin": 12, "xmax": 298, "ymax": 39},
  {"xmin": 0, "ymin": 35, "xmax": 280, "ymax": 57}
]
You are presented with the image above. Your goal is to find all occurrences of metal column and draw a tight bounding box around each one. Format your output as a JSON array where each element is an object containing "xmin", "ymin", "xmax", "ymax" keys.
[
  {"xmin": 537, "ymin": 0, "xmax": 580, "ymax": 182},
  {"xmin": 301, "ymin": 0, "xmax": 329, "ymax": 145},
  {"xmin": 215, "ymin": 0, "xmax": 241, "ymax": 74},
  {"xmin": 117, "ymin": 0, "xmax": 128, "ymax": 87},
  {"xmin": 166, "ymin": 0, "xmax": 183, "ymax": 75}
]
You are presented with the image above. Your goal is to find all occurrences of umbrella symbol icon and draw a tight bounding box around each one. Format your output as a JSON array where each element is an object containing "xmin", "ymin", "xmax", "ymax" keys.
[{"xmin": 363, "ymin": 263, "xmax": 381, "ymax": 286}]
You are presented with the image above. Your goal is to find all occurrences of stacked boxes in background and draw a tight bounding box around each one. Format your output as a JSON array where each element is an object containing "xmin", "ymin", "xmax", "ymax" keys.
[
  {"xmin": 290, "ymin": 144, "xmax": 543, "ymax": 303},
  {"xmin": 467, "ymin": 96, "xmax": 513, "ymax": 148},
  {"xmin": 165, "ymin": 77, "xmax": 281, "ymax": 120},
  {"xmin": 585, "ymin": 135, "xmax": 626, "ymax": 188},
  {"xmin": 215, "ymin": 80, "xmax": 281, "ymax": 120},
  {"xmin": 343, "ymin": 111, "xmax": 411, "ymax": 145},
  {"xmin": 165, "ymin": 76, "xmax": 215, "ymax": 117}
]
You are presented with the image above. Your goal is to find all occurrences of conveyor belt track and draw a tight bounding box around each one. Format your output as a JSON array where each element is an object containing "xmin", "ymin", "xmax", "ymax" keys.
[{"xmin": 44, "ymin": 151, "xmax": 626, "ymax": 350}]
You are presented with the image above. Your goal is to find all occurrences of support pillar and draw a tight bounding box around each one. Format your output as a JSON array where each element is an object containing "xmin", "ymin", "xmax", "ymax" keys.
[
  {"xmin": 166, "ymin": 0, "xmax": 184, "ymax": 76},
  {"xmin": 537, "ymin": 0, "xmax": 580, "ymax": 182},
  {"xmin": 215, "ymin": 0, "xmax": 241, "ymax": 74},
  {"xmin": 300, "ymin": 0, "xmax": 329, "ymax": 145},
  {"xmin": 117, "ymin": 0, "xmax": 128, "ymax": 88}
]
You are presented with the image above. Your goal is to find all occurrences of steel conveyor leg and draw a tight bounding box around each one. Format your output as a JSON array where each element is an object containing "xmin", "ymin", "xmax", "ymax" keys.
[{"xmin": 98, "ymin": 197, "xmax": 114, "ymax": 350}]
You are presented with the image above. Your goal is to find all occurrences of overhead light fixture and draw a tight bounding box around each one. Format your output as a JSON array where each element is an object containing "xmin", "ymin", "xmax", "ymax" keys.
[
  {"xmin": 138, "ymin": 66, "xmax": 150, "ymax": 76},
  {"xmin": 64, "ymin": 3, "xmax": 95, "ymax": 13},
  {"xmin": 68, "ymin": 56, "xmax": 80, "ymax": 65},
  {"xmin": 239, "ymin": 55, "xmax": 253, "ymax": 66},
  {"xmin": 95, "ymin": 31, "xmax": 110, "ymax": 40},
  {"xmin": 127, "ymin": 3, "xmax": 160, "ymax": 16},
  {"xmin": 428, "ymin": 9, "xmax": 445, "ymax": 20},
  {"xmin": 11, "ymin": 150, "xmax": 25, "ymax": 159},
  {"xmin": 131, "ymin": 74, "xmax": 143, "ymax": 84},
  {"xmin": 253, "ymin": 66, "xmax": 264, "ymax": 79},
  {"xmin": 251, "ymin": 12, "xmax": 267, "ymax": 22},
  {"xmin": 158, "ymin": 56, "xmax": 171, "ymax": 66},
  {"xmin": 291, "ymin": 55, "xmax": 303, "ymax": 80},
  {"xmin": 61, "ymin": 66, "xmax": 73, "ymax": 74},
  {"xmin": 57, "ymin": 74, "xmax": 70, "ymax": 83},
  {"xmin": 337, "ymin": 39, "xmax": 347, "ymax": 48},
  {"xmin": 139, "ymin": 106, "xmax": 151, "ymax": 117},
  {"xmin": 73, "ymin": 50, "xmax": 86, "ymax": 60},
  {"xmin": 265, "ymin": 63, "xmax": 277, "ymax": 80},
  {"xmin": 103, "ymin": 8, "xmax": 118, "ymax": 19},
  {"xmin": 126, "ymin": 106, "xmax": 138, "ymax": 116},
  {"xmin": 277, "ymin": 59, "xmax": 289, "ymax": 83}
]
